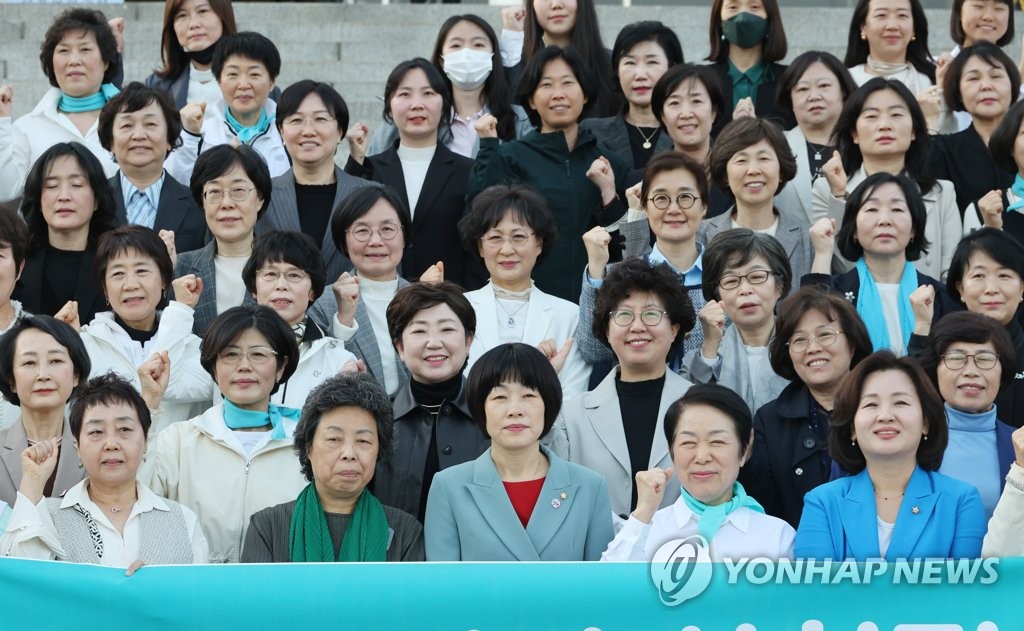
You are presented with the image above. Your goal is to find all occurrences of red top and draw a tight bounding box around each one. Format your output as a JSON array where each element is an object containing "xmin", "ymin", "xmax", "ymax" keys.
[{"xmin": 502, "ymin": 477, "xmax": 546, "ymax": 528}]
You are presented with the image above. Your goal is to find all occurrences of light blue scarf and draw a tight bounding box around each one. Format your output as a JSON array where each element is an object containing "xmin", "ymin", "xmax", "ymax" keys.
[
  {"xmin": 58, "ymin": 83, "xmax": 120, "ymax": 113},
  {"xmin": 856, "ymin": 257, "xmax": 917, "ymax": 352},
  {"xmin": 1007, "ymin": 174, "xmax": 1024, "ymax": 212},
  {"xmin": 680, "ymin": 481, "xmax": 764, "ymax": 542},
  {"xmin": 225, "ymin": 107, "xmax": 273, "ymax": 144},
  {"xmin": 223, "ymin": 398, "xmax": 300, "ymax": 440}
]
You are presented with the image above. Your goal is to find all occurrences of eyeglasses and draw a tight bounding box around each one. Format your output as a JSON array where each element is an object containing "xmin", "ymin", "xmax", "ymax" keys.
[
  {"xmin": 257, "ymin": 269, "xmax": 310, "ymax": 285},
  {"xmin": 218, "ymin": 347, "xmax": 278, "ymax": 365},
  {"xmin": 481, "ymin": 232, "xmax": 535, "ymax": 248},
  {"xmin": 281, "ymin": 115, "xmax": 337, "ymax": 130},
  {"xmin": 788, "ymin": 329, "xmax": 843, "ymax": 353},
  {"xmin": 941, "ymin": 351, "xmax": 999, "ymax": 371},
  {"xmin": 719, "ymin": 270, "xmax": 772, "ymax": 291},
  {"xmin": 347, "ymin": 223, "xmax": 401, "ymax": 243},
  {"xmin": 646, "ymin": 193, "xmax": 700, "ymax": 210},
  {"xmin": 609, "ymin": 309, "xmax": 668, "ymax": 327},
  {"xmin": 203, "ymin": 186, "xmax": 254, "ymax": 205}
]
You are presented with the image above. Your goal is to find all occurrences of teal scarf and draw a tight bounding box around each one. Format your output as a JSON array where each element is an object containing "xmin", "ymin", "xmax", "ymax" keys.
[
  {"xmin": 680, "ymin": 481, "xmax": 764, "ymax": 542},
  {"xmin": 223, "ymin": 398, "xmax": 300, "ymax": 440},
  {"xmin": 1008, "ymin": 174, "xmax": 1024, "ymax": 212},
  {"xmin": 288, "ymin": 483, "xmax": 388, "ymax": 562},
  {"xmin": 225, "ymin": 107, "xmax": 273, "ymax": 144},
  {"xmin": 855, "ymin": 257, "xmax": 917, "ymax": 353},
  {"xmin": 58, "ymin": 83, "xmax": 120, "ymax": 113}
]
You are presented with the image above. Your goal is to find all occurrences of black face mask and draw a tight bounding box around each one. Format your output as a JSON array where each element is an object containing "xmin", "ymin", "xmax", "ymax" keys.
[{"xmin": 184, "ymin": 40, "xmax": 218, "ymax": 66}]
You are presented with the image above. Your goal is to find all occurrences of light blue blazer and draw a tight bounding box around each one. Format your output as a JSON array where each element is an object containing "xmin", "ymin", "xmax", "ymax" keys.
[
  {"xmin": 794, "ymin": 466, "xmax": 986, "ymax": 561},
  {"xmin": 424, "ymin": 445, "xmax": 614, "ymax": 561}
]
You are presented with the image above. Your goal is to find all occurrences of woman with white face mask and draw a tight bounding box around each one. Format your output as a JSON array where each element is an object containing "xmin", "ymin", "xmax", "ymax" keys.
[{"xmin": 363, "ymin": 15, "xmax": 532, "ymax": 159}]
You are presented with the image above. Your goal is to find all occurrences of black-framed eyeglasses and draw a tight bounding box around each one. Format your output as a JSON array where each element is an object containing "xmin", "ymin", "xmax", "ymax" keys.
[
  {"xmin": 787, "ymin": 329, "xmax": 843, "ymax": 353},
  {"xmin": 609, "ymin": 309, "xmax": 668, "ymax": 327},
  {"xmin": 646, "ymin": 193, "xmax": 700, "ymax": 210},
  {"xmin": 347, "ymin": 223, "xmax": 401, "ymax": 243},
  {"xmin": 941, "ymin": 351, "xmax": 999, "ymax": 371},
  {"xmin": 719, "ymin": 270, "xmax": 772, "ymax": 291}
]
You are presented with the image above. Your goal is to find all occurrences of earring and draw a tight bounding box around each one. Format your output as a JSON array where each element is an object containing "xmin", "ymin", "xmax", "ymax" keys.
[
  {"xmin": 77, "ymin": 462, "xmax": 83, "ymax": 470},
  {"xmin": 721, "ymin": 33, "xmax": 726, "ymax": 41},
  {"xmin": 851, "ymin": 438, "xmax": 857, "ymax": 446},
  {"xmin": 911, "ymin": 35, "xmax": 916, "ymax": 42},
  {"xmin": 923, "ymin": 434, "xmax": 928, "ymax": 441},
  {"xmin": 860, "ymin": 33, "xmax": 867, "ymax": 41},
  {"xmin": 143, "ymin": 455, "xmax": 148, "ymax": 463}
]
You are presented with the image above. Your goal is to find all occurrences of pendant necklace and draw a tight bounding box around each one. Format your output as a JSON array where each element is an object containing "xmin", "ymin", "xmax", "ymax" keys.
[
  {"xmin": 808, "ymin": 141, "xmax": 830, "ymax": 162},
  {"xmin": 633, "ymin": 124, "xmax": 659, "ymax": 149},
  {"xmin": 497, "ymin": 299, "xmax": 528, "ymax": 328}
]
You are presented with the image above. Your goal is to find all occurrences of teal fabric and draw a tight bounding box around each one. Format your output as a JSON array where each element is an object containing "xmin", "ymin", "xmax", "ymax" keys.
[
  {"xmin": 58, "ymin": 83, "xmax": 119, "ymax": 113},
  {"xmin": 222, "ymin": 398, "xmax": 300, "ymax": 440},
  {"xmin": 1008, "ymin": 174, "xmax": 1024, "ymax": 212},
  {"xmin": 726, "ymin": 59, "xmax": 765, "ymax": 106},
  {"xmin": 680, "ymin": 481, "xmax": 765, "ymax": 542},
  {"xmin": 225, "ymin": 107, "xmax": 273, "ymax": 144},
  {"xmin": 855, "ymin": 258, "xmax": 917, "ymax": 352}
]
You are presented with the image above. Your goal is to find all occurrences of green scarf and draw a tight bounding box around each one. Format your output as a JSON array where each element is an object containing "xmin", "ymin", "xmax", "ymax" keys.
[
  {"xmin": 680, "ymin": 481, "xmax": 764, "ymax": 542},
  {"xmin": 288, "ymin": 483, "xmax": 389, "ymax": 562}
]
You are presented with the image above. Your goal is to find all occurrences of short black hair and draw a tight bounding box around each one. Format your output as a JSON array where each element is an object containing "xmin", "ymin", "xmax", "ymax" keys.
[
  {"xmin": 330, "ymin": 185, "xmax": 411, "ymax": 258},
  {"xmin": 707, "ymin": 0, "xmax": 788, "ymax": 64},
  {"xmin": 0, "ymin": 316, "xmax": 91, "ymax": 406},
  {"xmin": 640, "ymin": 151, "xmax": 710, "ymax": 213},
  {"xmin": 663, "ymin": 384, "xmax": 753, "ymax": 456},
  {"xmin": 830, "ymin": 351, "xmax": 948, "ymax": 473},
  {"xmin": 242, "ymin": 230, "xmax": 327, "ymax": 301},
  {"xmin": 516, "ymin": 46, "xmax": 595, "ymax": 129},
  {"xmin": 293, "ymin": 372, "xmax": 395, "ymax": 480},
  {"xmin": 921, "ymin": 311, "xmax": 1016, "ymax": 392},
  {"xmin": 69, "ymin": 372, "xmax": 152, "ymax": 442},
  {"xmin": 189, "ymin": 144, "xmax": 273, "ymax": 218},
  {"xmin": 98, "ymin": 82, "xmax": 183, "ymax": 155},
  {"xmin": 200, "ymin": 304, "xmax": 299, "ymax": 396},
  {"xmin": 951, "ymin": 0, "xmax": 1015, "ymax": 47},
  {"xmin": 275, "ymin": 80, "xmax": 350, "ymax": 137},
  {"xmin": 776, "ymin": 51, "xmax": 858, "ymax": 118},
  {"xmin": 458, "ymin": 184, "xmax": 558, "ymax": 264},
  {"xmin": 20, "ymin": 142, "xmax": 120, "ymax": 251},
  {"xmin": 701, "ymin": 229, "xmax": 792, "ymax": 302},
  {"xmin": 836, "ymin": 172, "xmax": 931, "ymax": 263},
  {"xmin": 94, "ymin": 225, "xmax": 174, "ymax": 308},
  {"xmin": 0, "ymin": 207, "xmax": 30, "ymax": 272},
  {"xmin": 39, "ymin": 8, "xmax": 120, "ymax": 89},
  {"xmin": 946, "ymin": 228, "xmax": 1024, "ymax": 305},
  {"xmin": 386, "ymin": 281, "xmax": 476, "ymax": 345},
  {"xmin": 211, "ymin": 31, "xmax": 281, "ymax": 81},
  {"xmin": 611, "ymin": 21, "xmax": 684, "ymax": 100},
  {"xmin": 989, "ymin": 100, "xmax": 1024, "ymax": 173},
  {"xmin": 650, "ymin": 63, "xmax": 726, "ymax": 128},
  {"xmin": 708, "ymin": 117, "xmax": 797, "ymax": 198},
  {"xmin": 382, "ymin": 58, "xmax": 452, "ymax": 127},
  {"xmin": 465, "ymin": 343, "xmax": 562, "ymax": 439},
  {"xmin": 592, "ymin": 258, "xmax": 695, "ymax": 359},
  {"xmin": 943, "ymin": 41, "xmax": 1021, "ymax": 113}
]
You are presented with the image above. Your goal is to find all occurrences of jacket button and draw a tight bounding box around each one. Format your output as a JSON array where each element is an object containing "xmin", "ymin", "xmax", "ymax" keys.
[
  {"xmin": 803, "ymin": 437, "xmax": 816, "ymax": 449},
  {"xmin": 794, "ymin": 467, "xmax": 804, "ymax": 476},
  {"xmin": 442, "ymin": 445, "xmax": 453, "ymax": 455}
]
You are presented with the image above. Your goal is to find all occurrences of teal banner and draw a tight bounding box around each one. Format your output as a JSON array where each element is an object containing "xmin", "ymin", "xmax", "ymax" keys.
[{"xmin": 0, "ymin": 557, "xmax": 1019, "ymax": 628}]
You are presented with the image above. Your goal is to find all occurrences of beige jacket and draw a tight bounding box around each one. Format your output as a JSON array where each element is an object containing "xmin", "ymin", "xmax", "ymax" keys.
[{"xmin": 982, "ymin": 463, "xmax": 1024, "ymax": 557}]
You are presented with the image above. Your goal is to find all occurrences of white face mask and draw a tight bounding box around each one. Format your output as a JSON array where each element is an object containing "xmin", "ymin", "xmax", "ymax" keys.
[{"xmin": 442, "ymin": 48, "xmax": 493, "ymax": 91}]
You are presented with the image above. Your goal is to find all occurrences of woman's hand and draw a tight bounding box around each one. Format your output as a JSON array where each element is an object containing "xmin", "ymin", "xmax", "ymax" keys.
[
  {"xmin": 138, "ymin": 351, "xmax": 170, "ymax": 411},
  {"xmin": 822, "ymin": 151, "xmax": 847, "ymax": 198},
  {"xmin": 809, "ymin": 218, "xmax": 836, "ymax": 274},
  {"xmin": 1012, "ymin": 426, "xmax": 1024, "ymax": 467},
  {"xmin": 501, "ymin": 6, "xmax": 526, "ymax": 31},
  {"xmin": 180, "ymin": 102, "xmax": 205, "ymax": 135},
  {"xmin": 171, "ymin": 274, "xmax": 203, "ymax": 309},
  {"xmin": 346, "ymin": 122, "xmax": 369, "ymax": 164},
  {"xmin": 916, "ymin": 86, "xmax": 943, "ymax": 131},
  {"xmin": 332, "ymin": 272, "xmax": 360, "ymax": 327},
  {"xmin": 419, "ymin": 261, "xmax": 445, "ymax": 284},
  {"xmin": 732, "ymin": 97, "xmax": 755, "ymax": 120},
  {"xmin": 0, "ymin": 85, "xmax": 12, "ymax": 118},
  {"xmin": 474, "ymin": 114, "xmax": 499, "ymax": 139},
  {"xmin": 934, "ymin": 52, "xmax": 953, "ymax": 89},
  {"xmin": 625, "ymin": 181, "xmax": 643, "ymax": 211},
  {"xmin": 632, "ymin": 467, "xmax": 674, "ymax": 524},
  {"xmin": 977, "ymin": 190, "xmax": 1004, "ymax": 229},
  {"xmin": 537, "ymin": 337, "xmax": 573, "ymax": 374},
  {"xmin": 19, "ymin": 438, "xmax": 60, "ymax": 504},
  {"xmin": 698, "ymin": 300, "xmax": 726, "ymax": 359},
  {"xmin": 107, "ymin": 17, "xmax": 126, "ymax": 53},
  {"xmin": 582, "ymin": 226, "xmax": 611, "ymax": 281},
  {"xmin": 158, "ymin": 230, "xmax": 177, "ymax": 267},
  {"xmin": 586, "ymin": 156, "xmax": 618, "ymax": 204},
  {"xmin": 340, "ymin": 359, "xmax": 362, "ymax": 374},
  {"xmin": 125, "ymin": 560, "xmax": 146, "ymax": 577},
  {"xmin": 55, "ymin": 300, "xmax": 81, "ymax": 331},
  {"xmin": 908, "ymin": 284, "xmax": 935, "ymax": 336}
]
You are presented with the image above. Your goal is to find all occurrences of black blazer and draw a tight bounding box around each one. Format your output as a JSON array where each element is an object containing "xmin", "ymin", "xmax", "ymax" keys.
[
  {"xmin": 109, "ymin": 172, "xmax": 208, "ymax": 253},
  {"xmin": 15, "ymin": 248, "xmax": 105, "ymax": 324},
  {"xmin": 802, "ymin": 269, "xmax": 961, "ymax": 327},
  {"xmin": 709, "ymin": 60, "xmax": 794, "ymax": 137},
  {"xmin": 930, "ymin": 126, "xmax": 1014, "ymax": 219},
  {"xmin": 346, "ymin": 142, "xmax": 483, "ymax": 289}
]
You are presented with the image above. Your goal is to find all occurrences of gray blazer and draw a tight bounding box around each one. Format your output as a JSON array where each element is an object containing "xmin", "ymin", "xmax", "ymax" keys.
[
  {"xmin": 256, "ymin": 167, "xmax": 375, "ymax": 282},
  {"xmin": 174, "ymin": 241, "xmax": 258, "ymax": 335},
  {"xmin": 696, "ymin": 208, "xmax": 812, "ymax": 288},
  {"xmin": 580, "ymin": 113, "xmax": 673, "ymax": 170},
  {"xmin": 424, "ymin": 445, "xmax": 613, "ymax": 561},
  {"xmin": 550, "ymin": 368, "xmax": 692, "ymax": 520},
  {"xmin": 0, "ymin": 418, "xmax": 84, "ymax": 507}
]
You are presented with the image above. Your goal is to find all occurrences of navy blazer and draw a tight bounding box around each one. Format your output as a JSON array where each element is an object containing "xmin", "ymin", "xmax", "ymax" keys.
[
  {"xmin": 794, "ymin": 466, "xmax": 987, "ymax": 561},
  {"xmin": 424, "ymin": 446, "xmax": 614, "ymax": 561},
  {"xmin": 109, "ymin": 172, "xmax": 208, "ymax": 253}
]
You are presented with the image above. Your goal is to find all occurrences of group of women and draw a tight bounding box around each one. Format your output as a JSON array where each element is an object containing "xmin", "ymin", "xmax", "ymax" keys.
[{"xmin": 1, "ymin": 0, "xmax": 1024, "ymax": 571}]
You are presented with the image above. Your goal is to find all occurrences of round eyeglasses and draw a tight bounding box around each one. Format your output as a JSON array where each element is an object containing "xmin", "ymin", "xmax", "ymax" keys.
[
  {"xmin": 609, "ymin": 309, "xmax": 668, "ymax": 327},
  {"xmin": 347, "ymin": 223, "xmax": 401, "ymax": 243},
  {"xmin": 646, "ymin": 193, "xmax": 700, "ymax": 210}
]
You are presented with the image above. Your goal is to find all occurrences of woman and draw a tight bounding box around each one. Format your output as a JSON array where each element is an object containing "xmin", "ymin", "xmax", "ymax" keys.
[
  {"xmin": 933, "ymin": 42, "xmax": 1019, "ymax": 218},
  {"xmin": 0, "ymin": 8, "xmax": 121, "ymax": 202},
  {"xmin": 795, "ymin": 351, "xmax": 987, "ymax": 561},
  {"xmin": 812, "ymin": 78, "xmax": 960, "ymax": 280},
  {"xmin": 982, "ymin": 425, "xmax": 1024, "ymax": 556},
  {"xmin": 741, "ymin": 286, "xmax": 874, "ymax": 528},
  {"xmin": 920, "ymin": 312, "xmax": 1018, "ymax": 517},
  {"xmin": 259, "ymin": 81, "xmax": 372, "ymax": 283},
  {"xmin": 0, "ymin": 209, "xmax": 30, "ymax": 430},
  {"xmin": 241, "ymin": 230, "xmax": 358, "ymax": 407},
  {"xmin": 579, "ymin": 21, "xmax": 682, "ymax": 170},
  {"xmin": 175, "ymin": 144, "xmax": 266, "ymax": 335},
  {"xmin": 969, "ymin": 99, "xmax": 1024, "ymax": 241},
  {"xmin": 165, "ymin": 32, "xmax": 289, "ymax": 185},
  {"xmin": 683, "ymin": 229, "xmax": 792, "ymax": 413},
  {"xmin": 775, "ymin": 52, "xmax": 859, "ymax": 225},
  {"xmin": 555, "ymin": 258, "xmax": 695, "ymax": 524},
  {"xmin": 375, "ymin": 282, "xmax": 489, "ymax": 522},
  {"xmin": 843, "ymin": 0, "xmax": 953, "ymax": 134},
  {"xmin": 0, "ymin": 373, "xmax": 207, "ymax": 567},
  {"xmin": 808, "ymin": 173, "xmax": 958, "ymax": 355},
  {"xmin": 706, "ymin": 0, "xmax": 791, "ymax": 134},
  {"xmin": 142, "ymin": 304, "xmax": 305, "ymax": 563},
  {"xmin": 78, "ymin": 226, "xmax": 213, "ymax": 434},
  {"xmin": 499, "ymin": 0, "xmax": 619, "ymax": 119},
  {"xmin": 367, "ymin": 15, "xmax": 532, "ymax": 159},
  {"xmin": 603, "ymin": 384, "xmax": 795, "ymax": 561},
  {"xmin": 700, "ymin": 117, "xmax": 812, "ymax": 283},
  {"xmin": 0, "ymin": 316, "xmax": 90, "ymax": 506},
  {"xmin": 459, "ymin": 185, "xmax": 590, "ymax": 397},
  {"xmin": 426, "ymin": 343, "xmax": 613, "ymax": 561},
  {"xmin": 14, "ymin": 142, "xmax": 120, "ymax": 325},
  {"xmin": 346, "ymin": 59, "xmax": 477, "ymax": 288},
  {"xmin": 242, "ymin": 372, "xmax": 423, "ymax": 562},
  {"xmin": 146, "ymin": 0, "xmax": 238, "ymax": 108},
  {"xmin": 470, "ymin": 46, "xmax": 631, "ymax": 303}
]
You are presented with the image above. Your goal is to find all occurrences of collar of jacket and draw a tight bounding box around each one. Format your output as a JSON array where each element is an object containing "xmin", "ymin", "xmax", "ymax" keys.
[
  {"xmin": 391, "ymin": 377, "xmax": 472, "ymax": 419},
  {"xmin": 522, "ymin": 126, "xmax": 598, "ymax": 156}
]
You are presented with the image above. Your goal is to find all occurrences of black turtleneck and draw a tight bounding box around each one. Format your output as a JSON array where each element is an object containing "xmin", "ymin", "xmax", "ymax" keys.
[
  {"xmin": 114, "ymin": 314, "xmax": 158, "ymax": 344},
  {"xmin": 412, "ymin": 372, "xmax": 465, "ymax": 520}
]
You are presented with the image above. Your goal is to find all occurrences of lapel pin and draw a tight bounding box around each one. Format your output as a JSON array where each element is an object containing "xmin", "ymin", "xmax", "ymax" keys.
[
  {"xmin": 551, "ymin": 498, "xmax": 561, "ymax": 509},
  {"xmin": 911, "ymin": 506, "xmax": 920, "ymax": 514},
  {"xmin": 559, "ymin": 492, "xmax": 567, "ymax": 500}
]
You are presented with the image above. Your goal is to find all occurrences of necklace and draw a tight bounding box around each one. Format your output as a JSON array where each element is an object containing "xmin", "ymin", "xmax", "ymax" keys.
[
  {"xmin": 496, "ymin": 299, "xmax": 529, "ymax": 328},
  {"xmin": 807, "ymin": 140, "xmax": 830, "ymax": 162},
  {"xmin": 633, "ymin": 124, "xmax": 660, "ymax": 149},
  {"xmin": 873, "ymin": 487, "xmax": 906, "ymax": 501}
]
